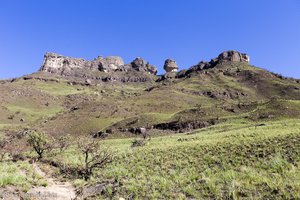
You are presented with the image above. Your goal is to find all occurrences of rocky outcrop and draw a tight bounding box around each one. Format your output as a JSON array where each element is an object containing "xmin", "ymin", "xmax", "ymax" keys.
[
  {"xmin": 40, "ymin": 53, "xmax": 90, "ymax": 74},
  {"xmin": 40, "ymin": 50, "xmax": 250, "ymax": 81},
  {"xmin": 164, "ymin": 59, "xmax": 179, "ymax": 73},
  {"xmin": 39, "ymin": 53, "xmax": 158, "ymax": 81},
  {"xmin": 131, "ymin": 57, "xmax": 158, "ymax": 75},
  {"xmin": 154, "ymin": 119, "xmax": 219, "ymax": 132},
  {"xmin": 40, "ymin": 53, "xmax": 126, "ymax": 74},
  {"xmin": 182, "ymin": 50, "xmax": 250, "ymax": 77},
  {"xmin": 95, "ymin": 56, "xmax": 124, "ymax": 72},
  {"xmin": 217, "ymin": 50, "xmax": 249, "ymax": 63}
]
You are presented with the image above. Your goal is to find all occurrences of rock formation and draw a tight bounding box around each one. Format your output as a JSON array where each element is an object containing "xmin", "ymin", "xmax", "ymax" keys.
[
  {"xmin": 40, "ymin": 53, "xmax": 89, "ymax": 73},
  {"xmin": 164, "ymin": 59, "xmax": 179, "ymax": 73},
  {"xmin": 95, "ymin": 56, "xmax": 125, "ymax": 72},
  {"xmin": 39, "ymin": 50, "xmax": 250, "ymax": 82},
  {"xmin": 182, "ymin": 50, "xmax": 250, "ymax": 76},
  {"xmin": 40, "ymin": 53, "xmax": 127, "ymax": 74},
  {"xmin": 216, "ymin": 50, "xmax": 250, "ymax": 63},
  {"xmin": 39, "ymin": 53, "xmax": 158, "ymax": 77},
  {"xmin": 131, "ymin": 57, "xmax": 158, "ymax": 75}
]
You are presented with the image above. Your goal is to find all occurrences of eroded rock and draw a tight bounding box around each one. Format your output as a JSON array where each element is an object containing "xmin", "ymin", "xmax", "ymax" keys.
[
  {"xmin": 217, "ymin": 50, "xmax": 250, "ymax": 63},
  {"xmin": 40, "ymin": 53, "xmax": 89, "ymax": 74},
  {"xmin": 182, "ymin": 50, "xmax": 250, "ymax": 77},
  {"xmin": 164, "ymin": 59, "xmax": 179, "ymax": 73},
  {"xmin": 96, "ymin": 56, "xmax": 124, "ymax": 72},
  {"xmin": 39, "ymin": 53, "xmax": 158, "ymax": 82},
  {"xmin": 131, "ymin": 57, "xmax": 157, "ymax": 75}
]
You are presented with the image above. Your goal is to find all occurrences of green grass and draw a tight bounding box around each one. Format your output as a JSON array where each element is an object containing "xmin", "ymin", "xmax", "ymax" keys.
[
  {"xmin": 109, "ymin": 113, "xmax": 174, "ymax": 129},
  {"xmin": 0, "ymin": 124, "xmax": 19, "ymax": 129},
  {"xmin": 248, "ymin": 99, "xmax": 300, "ymax": 120},
  {"xmin": 5, "ymin": 105, "xmax": 62, "ymax": 122},
  {"xmin": 97, "ymin": 120, "xmax": 299, "ymax": 199},
  {"xmin": 15, "ymin": 80, "xmax": 84, "ymax": 96},
  {"xmin": 39, "ymin": 119, "xmax": 300, "ymax": 199},
  {"xmin": 0, "ymin": 161, "xmax": 47, "ymax": 192},
  {"xmin": 71, "ymin": 117, "xmax": 123, "ymax": 134}
]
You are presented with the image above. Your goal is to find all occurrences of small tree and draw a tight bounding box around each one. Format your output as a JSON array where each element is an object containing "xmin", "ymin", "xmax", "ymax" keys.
[
  {"xmin": 78, "ymin": 137, "xmax": 114, "ymax": 180},
  {"xmin": 27, "ymin": 132, "xmax": 50, "ymax": 159},
  {"xmin": 56, "ymin": 134, "xmax": 71, "ymax": 153}
]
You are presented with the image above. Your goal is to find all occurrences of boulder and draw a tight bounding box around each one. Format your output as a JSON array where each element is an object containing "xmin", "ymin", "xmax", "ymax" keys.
[
  {"xmin": 85, "ymin": 79, "xmax": 92, "ymax": 85},
  {"xmin": 97, "ymin": 56, "xmax": 124, "ymax": 72},
  {"xmin": 164, "ymin": 59, "xmax": 179, "ymax": 73},
  {"xmin": 137, "ymin": 127, "xmax": 146, "ymax": 134},
  {"xmin": 131, "ymin": 57, "xmax": 157, "ymax": 75},
  {"xmin": 131, "ymin": 57, "xmax": 147, "ymax": 71},
  {"xmin": 76, "ymin": 180, "xmax": 119, "ymax": 200},
  {"xmin": 217, "ymin": 50, "xmax": 250, "ymax": 63}
]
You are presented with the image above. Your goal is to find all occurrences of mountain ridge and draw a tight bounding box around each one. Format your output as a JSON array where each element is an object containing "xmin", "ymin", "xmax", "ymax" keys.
[{"xmin": 38, "ymin": 50, "xmax": 250, "ymax": 80}]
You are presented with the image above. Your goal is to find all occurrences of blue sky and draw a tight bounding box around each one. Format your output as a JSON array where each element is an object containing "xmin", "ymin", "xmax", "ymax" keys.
[{"xmin": 0, "ymin": 0, "xmax": 299, "ymax": 78}]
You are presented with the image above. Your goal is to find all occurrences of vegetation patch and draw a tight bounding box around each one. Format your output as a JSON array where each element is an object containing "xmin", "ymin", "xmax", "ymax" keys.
[{"xmin": 0, "ymin": 161, "xmax": 47, "ymax": 191}]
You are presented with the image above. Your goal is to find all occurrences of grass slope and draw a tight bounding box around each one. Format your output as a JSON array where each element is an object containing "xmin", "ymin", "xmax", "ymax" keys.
[
  {"xmin": 1, "ymin": 62, "xmax": 300, "ymax": 138},
  {"xmin": 34, "ymin": 119, "xmax": 300, "ymax": 199}
]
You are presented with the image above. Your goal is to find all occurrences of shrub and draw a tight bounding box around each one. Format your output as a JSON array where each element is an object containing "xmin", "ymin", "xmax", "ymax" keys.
[
  {"xmin": 77, "ymin": 137, "xmax": 114, "ymax": 180},
  {"xmin": 56, "ymin": 134, "xmax": 71, "ymax": 153},
  {"xmin": 131, "ymin": 139, "xmax": 146, "ymax": 147},
  {"xmin": 27, "ymin": 132, "xmax": 51, "ymax": 159}
]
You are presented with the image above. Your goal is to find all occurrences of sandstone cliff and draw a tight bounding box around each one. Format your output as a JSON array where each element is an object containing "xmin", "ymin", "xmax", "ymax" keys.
[
  {"xmin": 40, "ymin": 53, "xmax": 157, "ymax": 75},
  {"xmin": 38, "ymin": 50, "xmax": 250, "ymax": 82}
]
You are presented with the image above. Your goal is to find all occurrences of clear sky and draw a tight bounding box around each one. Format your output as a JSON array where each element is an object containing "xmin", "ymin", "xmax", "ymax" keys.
[{"xmin": 0, "ymin": 0, "xmax": 299, "ymax": 79}]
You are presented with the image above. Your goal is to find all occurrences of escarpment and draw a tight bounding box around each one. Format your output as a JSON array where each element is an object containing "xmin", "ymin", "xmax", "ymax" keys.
[
  {"xmin": 38, "ymin": 50, "xmax": 250, "ymax": 82},
  {"xmin": 39, "ymin": 53, "xmax": 158, "ymax": 82}
]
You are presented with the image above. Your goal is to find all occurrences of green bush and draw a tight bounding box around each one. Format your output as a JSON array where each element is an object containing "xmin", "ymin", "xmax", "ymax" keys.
[{"xmin": 27, "ymin": 131, "xmax": 51, "ymax": 159}]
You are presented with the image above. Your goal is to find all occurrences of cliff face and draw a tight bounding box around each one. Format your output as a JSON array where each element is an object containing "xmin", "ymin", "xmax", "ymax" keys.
[
  {"xmin": 40, "ymin": 53, "xmax": 90, "ymax": 73},
  {"xmin": 39, "ymin": 50, "xmax": 250, "ymax": 82},
  {"xmin": 40, "ymin": 53, "xmax": 157, "ymax": 75}
]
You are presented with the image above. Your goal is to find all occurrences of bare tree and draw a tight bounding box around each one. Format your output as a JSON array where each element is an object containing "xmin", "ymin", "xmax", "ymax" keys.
[{"xmin": 77, "ymin": 137, "xmax": 114, "ymax": 180}]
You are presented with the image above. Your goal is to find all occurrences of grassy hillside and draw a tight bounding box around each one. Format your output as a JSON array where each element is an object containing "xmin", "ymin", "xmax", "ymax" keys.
[
  {"xmin": 0, "ymin": 61, "xmax": 300, "ymax": 199},
  {"xmin": 0, "ymin": 62, "xmax": 300, "ymax": 138},
  {"xmin": 3, "ymin": 118, "xmax": 296, "ymax": 199}
]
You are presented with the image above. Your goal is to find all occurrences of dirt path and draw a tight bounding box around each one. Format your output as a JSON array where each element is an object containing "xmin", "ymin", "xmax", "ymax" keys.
[{"xmin": 26, "ymin": 162, "xmax": 76, "ymax": 200}]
